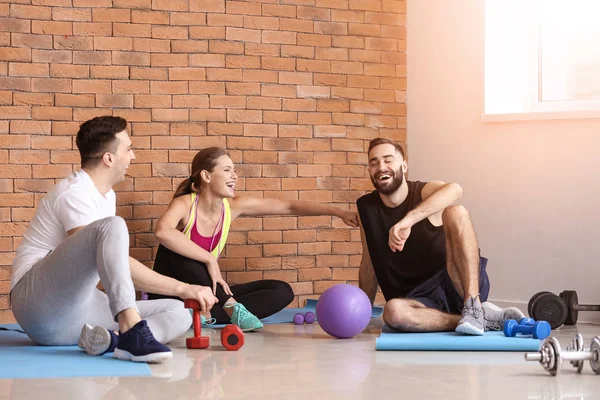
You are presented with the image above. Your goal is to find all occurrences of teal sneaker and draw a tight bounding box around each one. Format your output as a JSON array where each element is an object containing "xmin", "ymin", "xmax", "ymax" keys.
[
  {"xmin": 201, "ymin": 316, "xmax": 217, "ymax": 327},
  {"xmin": 188, "ymin": 310, "xmax": 217, "ymax": 328},
  {"xmin": 226, "ymin": 303, "xmax": 263, "ymax": 331}
]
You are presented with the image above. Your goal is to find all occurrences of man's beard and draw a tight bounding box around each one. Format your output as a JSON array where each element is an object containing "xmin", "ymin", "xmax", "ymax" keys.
[{"xmin": 370, "ymin": 168, "xmax": 404, "ymax": 195}]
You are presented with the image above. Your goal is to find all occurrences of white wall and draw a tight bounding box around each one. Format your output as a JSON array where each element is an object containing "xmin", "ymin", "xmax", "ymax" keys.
[{"xmin": 407, "ymin": 0, "xmax": 600, "ymax": 323}]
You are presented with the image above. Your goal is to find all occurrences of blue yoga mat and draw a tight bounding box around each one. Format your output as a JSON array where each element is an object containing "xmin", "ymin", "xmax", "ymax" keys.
[
  {"xmin": 206, "ymin": 299, "xmax": 383, "ymax": 328},
  {"xmin": 0, "ymin": 324, "xmax": 151, "ymax": 379},
  {"xmin": 375, "ymin": 325, "xmax": 541, "ymax": 351}
]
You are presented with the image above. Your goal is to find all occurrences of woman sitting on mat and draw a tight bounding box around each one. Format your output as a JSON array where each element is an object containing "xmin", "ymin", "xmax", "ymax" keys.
[{"xmin": 148, "ymin": 147, "xmax": 358, "ymax": 331}]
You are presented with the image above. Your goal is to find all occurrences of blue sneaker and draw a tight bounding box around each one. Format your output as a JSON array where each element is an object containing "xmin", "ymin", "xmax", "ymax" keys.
[
  {"xmin": 226, "ymin": 303, "xmax": 263, "ymax": 332},
  {"xmin": 78, "ymin": 324, "xmax": 119, "ymax": 356},
  {"xmin": 113, "ymin": 320, "xmax": 172, "ymax": 363}
]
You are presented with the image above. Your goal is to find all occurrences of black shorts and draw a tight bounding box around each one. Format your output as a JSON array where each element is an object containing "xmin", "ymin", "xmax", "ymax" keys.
[{"xmin": 405, "ymin": 256, "xmax": 490, "ymax": 314}]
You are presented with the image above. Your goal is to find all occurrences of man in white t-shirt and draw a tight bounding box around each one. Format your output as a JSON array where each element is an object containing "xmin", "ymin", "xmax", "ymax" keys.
[{"xmin": 10, "ymin": 116, "xmax": 218, "ymax": 364}]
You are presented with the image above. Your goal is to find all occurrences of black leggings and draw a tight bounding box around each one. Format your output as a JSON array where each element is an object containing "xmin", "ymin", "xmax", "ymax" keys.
[{"xmin": 148, "ymin": 244, "xmax": 295, "ymax": 324}]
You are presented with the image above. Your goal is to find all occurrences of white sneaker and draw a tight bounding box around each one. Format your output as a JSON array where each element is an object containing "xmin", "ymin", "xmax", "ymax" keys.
[{"xmin": 78, "ymin": 324, "xmax": 112, "ymax": 356}]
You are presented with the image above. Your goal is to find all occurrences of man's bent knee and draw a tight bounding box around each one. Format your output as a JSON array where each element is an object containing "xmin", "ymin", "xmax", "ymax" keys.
[
  {"xmin": 96, "ymin": 216, "xmax": 128, "ymax": 232},
  {"xmin": 382, "ymin": 299, "xmax": 421, "ymax": 330},
  {"xmin": 442, "ymin": 205, "xmax": 470, "ymax": 225},
  {"xmin": 93, "ymin": 216, "xmax": 129, "ymax": 241}
]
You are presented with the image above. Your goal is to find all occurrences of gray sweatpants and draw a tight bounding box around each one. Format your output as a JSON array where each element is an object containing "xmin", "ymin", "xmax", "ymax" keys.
[{"xmin": 10, "ymin": 216, "xmax": 192, "ymax": 346}]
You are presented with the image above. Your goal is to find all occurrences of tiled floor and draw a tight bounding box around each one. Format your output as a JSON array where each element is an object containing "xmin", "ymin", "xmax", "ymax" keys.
[{"xmin": 1, "ymin": 320, "xmax": 600, "ymax": 400}]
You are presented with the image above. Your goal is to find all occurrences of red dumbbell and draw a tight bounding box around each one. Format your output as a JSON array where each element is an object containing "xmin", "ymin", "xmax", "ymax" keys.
[
  {"xmin": 184, "ymin": 299, "xmax": 245, "ymax": 351},
  {"xmin": 184, "ymin": 299, "xmax": 210, "ymax": 349},
  {"xmin": 221, "ymin": 325, "xmax": 244, "ymax": 351}
]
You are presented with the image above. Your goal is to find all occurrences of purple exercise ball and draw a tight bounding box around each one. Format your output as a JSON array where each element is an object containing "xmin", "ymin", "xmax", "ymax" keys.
[{"xmin": 315, "ymin": 284, "xmax": 371, "ymax": 339}]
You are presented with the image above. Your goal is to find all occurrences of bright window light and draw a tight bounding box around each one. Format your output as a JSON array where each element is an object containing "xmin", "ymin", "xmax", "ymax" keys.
[{"xmin": 484, "ymin": 0, "xmax": 600, "ymax": 120}]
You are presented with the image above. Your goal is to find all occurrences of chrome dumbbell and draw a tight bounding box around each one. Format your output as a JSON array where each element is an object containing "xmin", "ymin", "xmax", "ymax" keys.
[{"xmin": 524, "ymin": 335, "xmax": 600, "ymax": 376}]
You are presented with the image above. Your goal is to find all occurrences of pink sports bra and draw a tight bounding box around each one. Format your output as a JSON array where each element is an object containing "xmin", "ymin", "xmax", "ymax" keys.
[{"xmin": 190, "ymin": 220, "xmax": 222, "ymax": 252}]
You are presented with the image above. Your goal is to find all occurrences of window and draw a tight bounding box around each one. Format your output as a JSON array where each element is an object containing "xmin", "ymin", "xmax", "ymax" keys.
[{"xmin": 484, "ymin": 0, "xmax": 600, "ymax": 121}]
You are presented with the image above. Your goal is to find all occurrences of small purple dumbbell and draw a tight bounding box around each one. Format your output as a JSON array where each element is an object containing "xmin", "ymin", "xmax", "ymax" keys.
[
  {"xmin": 304, "ymin": 311, "xmax": 315, "ymax": 324},
  {"xmin": 293, "ymin": 313, "xmax": 305, "ymax": 325}
]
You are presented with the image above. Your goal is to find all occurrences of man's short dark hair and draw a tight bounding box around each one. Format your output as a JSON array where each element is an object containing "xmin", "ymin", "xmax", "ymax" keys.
[
  {"xmin": 368, "ymin": 138, "xmax": 405, "ymax": 159},
  {"xmin": 76, "ymin": 116, "xmax": 127, "ymax": 168}
]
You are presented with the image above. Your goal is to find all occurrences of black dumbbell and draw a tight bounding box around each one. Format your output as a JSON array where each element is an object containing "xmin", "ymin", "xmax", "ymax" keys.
[
  {"xmin": 528, "ymin": 292, "xmax": 568, "ymax": 329},
  {"xmin": 559, "ymin": 290, "xmax": 600, "ymax": 325}
]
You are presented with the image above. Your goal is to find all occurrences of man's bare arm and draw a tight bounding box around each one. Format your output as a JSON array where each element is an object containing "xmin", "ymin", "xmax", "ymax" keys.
[
  {"xmin": 358, "ymin": 214, "xmax": 378, "ymax": 305},
  {"xmin": 128, "ymin": 257, "xmax": 187, "ymax": 297},
  {"xmin": 401, "ymin": 180, "xmax": 463, "ymax": 227},
  {"xmin": 129, "ymin": 257, "xmax": 218, "ymax": 312}
]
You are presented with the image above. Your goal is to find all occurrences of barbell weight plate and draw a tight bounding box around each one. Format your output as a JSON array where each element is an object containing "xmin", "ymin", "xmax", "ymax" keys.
[
  {"xmin": 567, "ymin": 333, "xmax": 585, "ymax": 372},
  {"xmin": 528, "ymin": 291, "xmax": 552, "ymax": 318},
  {"xmin": 590, "ymin": 338, "xmax": 600, "ymax": 375},
  {"xmin": 559, "ymin": 290, "xmax": 578, "ymax": 325},
  {"xmin": 549, "ymin": 337, "xmax": 562, "ymax": 376},
  {"xmin": 531, "ymin": 293, "xmax": 568, "ymax": 329}
]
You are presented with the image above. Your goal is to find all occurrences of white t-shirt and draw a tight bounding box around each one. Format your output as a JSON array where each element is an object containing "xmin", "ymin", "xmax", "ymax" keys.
[{"xmin": 11, "ymin": 170, "xmax": 116, "ymax": 290}]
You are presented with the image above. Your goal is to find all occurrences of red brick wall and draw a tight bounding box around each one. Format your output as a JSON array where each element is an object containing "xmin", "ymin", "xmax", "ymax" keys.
[{"xmin": 0, "ymin": 0, "xmax": 406, "ymax": 323}]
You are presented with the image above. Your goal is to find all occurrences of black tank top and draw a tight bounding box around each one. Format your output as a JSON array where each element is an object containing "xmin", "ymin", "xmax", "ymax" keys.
[{"xmin": 356, "ymin": 181, "xmax": 446, "ymax": 300}]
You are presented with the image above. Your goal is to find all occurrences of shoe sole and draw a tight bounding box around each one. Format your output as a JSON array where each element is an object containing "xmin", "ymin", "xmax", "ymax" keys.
[
  {"xmin": 113, "ymin": 348, "xmax": 173, "ymax": 364},
  {"xmin": 79, "ymin": 325, "xmax": 111, "ymax": 356},
  {"xmin": 455, "ymin": 322, "xmax": 485, "ymax": 336},
  {"xmin": 78, "ymin": 324, "xmax": 92, "ymax": 349},
  {"xmin": 241, "ymin": 324, "xmax": 263, "ymax": 332}
]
